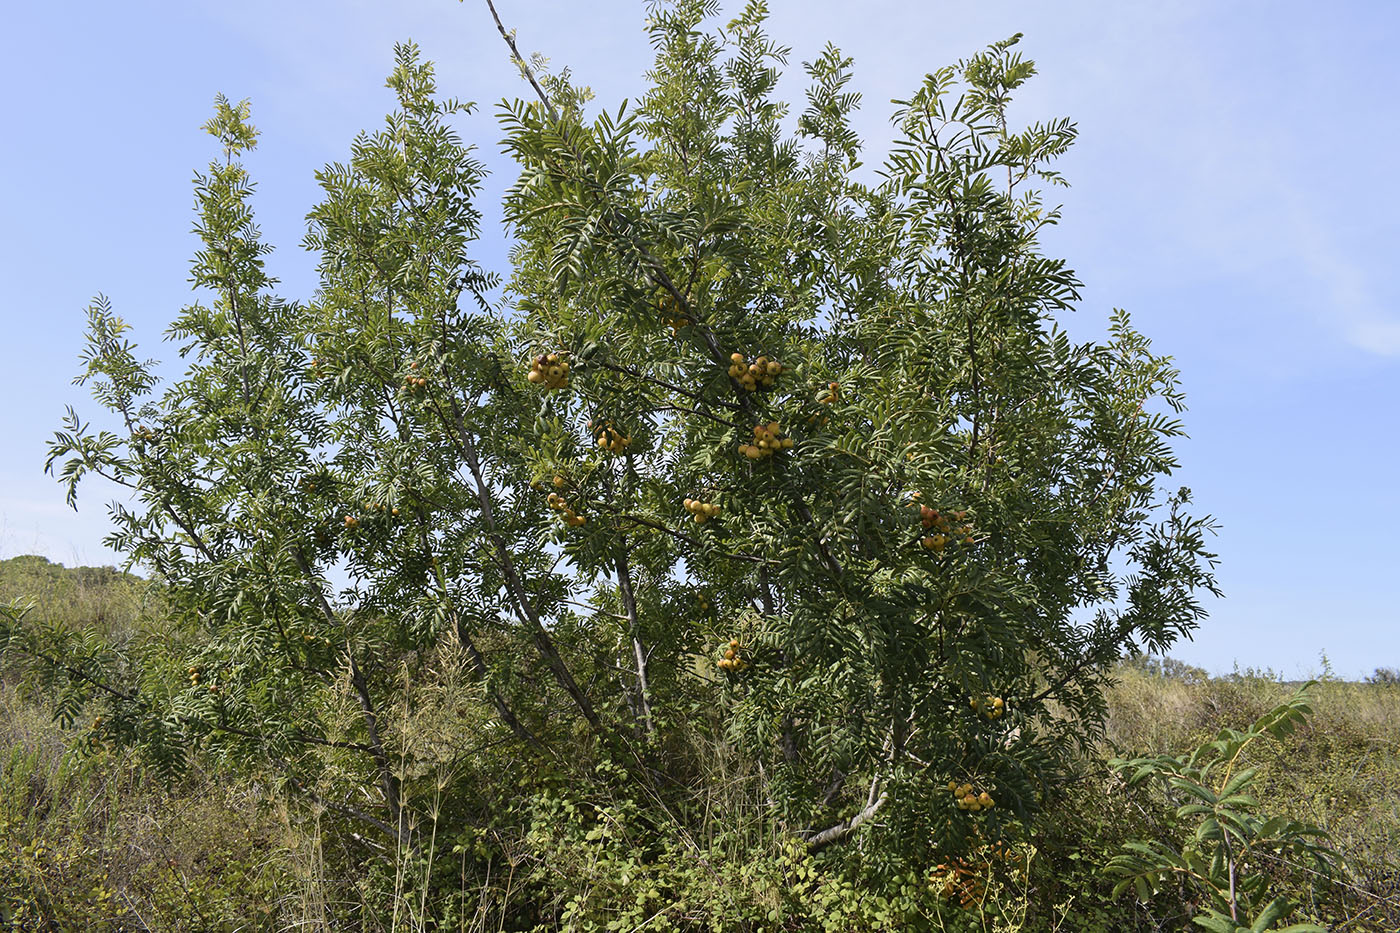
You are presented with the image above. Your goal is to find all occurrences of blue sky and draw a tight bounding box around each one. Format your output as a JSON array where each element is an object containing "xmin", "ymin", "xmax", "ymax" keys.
[{"xmin": 1, "ymin": 1, "xmax": 1396, "ymax": 679}]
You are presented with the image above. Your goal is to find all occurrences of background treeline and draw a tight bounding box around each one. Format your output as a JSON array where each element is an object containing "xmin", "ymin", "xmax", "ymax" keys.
[{"xmin": 2, "ymin": 556, "xmax": 1395, "ymax": 931}]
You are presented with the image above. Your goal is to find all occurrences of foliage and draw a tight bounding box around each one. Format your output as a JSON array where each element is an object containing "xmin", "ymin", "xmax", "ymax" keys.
[
  {"xmin": 0, "ymin": 565, "xmax": 287, "ymax": 930},
  {"xmin": 1106, "ymin": 685, "xmax": 1339, "ymax": 931},
  {"xmin": 0, "ymin": 1, "xmax": 1254, "ymax": 928},
  {"xmin": 4, "ymin": 559, "xmax": 1396, "ymax": 931}
]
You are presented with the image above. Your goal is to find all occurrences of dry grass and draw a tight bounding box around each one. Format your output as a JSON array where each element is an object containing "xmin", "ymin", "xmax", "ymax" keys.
[{"xmin": 1104, "ymin": 665, "xmax": 1400, "ymax": 931}]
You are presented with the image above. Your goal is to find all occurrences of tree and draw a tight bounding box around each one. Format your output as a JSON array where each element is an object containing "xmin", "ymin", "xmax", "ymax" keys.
[{"xmin": 17, "ymin": 1, "xmax": 1220, "ymax": 924}]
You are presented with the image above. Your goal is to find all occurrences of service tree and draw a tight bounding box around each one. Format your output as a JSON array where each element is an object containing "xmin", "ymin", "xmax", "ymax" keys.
[{"xmin": 21, "ymin": 0, "xmax": 1219, "ymax": 924}]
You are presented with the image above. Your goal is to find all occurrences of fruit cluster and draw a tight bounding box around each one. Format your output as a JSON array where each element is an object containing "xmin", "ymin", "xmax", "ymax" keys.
[
  {"xmin": 658, "ymin": 294, "xmax": 689, "ymax": 335},
  {"xmin": 739, "ymin": 422, "xmax": 793, "ymax": 460},
  {"xmin": 970, "ymin": 695, "xmax": 1005, "ymax": 720},
  {"xmin": 947, "ymin": 780, "xmax": 996, "ymax": 812},
  {"xmin": 526, "ymin": 352, "xmax": 571, "ymax": 390},
  {"xmin": 402, "ymin": 374, "xmax": 428, "ymax": 394},
  {"xmin": 592, "ymin": 422, "xmax": 631, "ymax": 454},
  {"xmin": 684, "ymin": 498, "xmax": 721, "ymax": 524},
  {"xmin": 188, "ymin": 666, "xmax": 201, "ymax": 686},
  {"xmin": 910, "ymin": 503, "xmax": 976, "ymax": 552},
  {"xmin": 818, "ymin": 381, "xmax": 839, "ymax": 405},
  {"xmin": 546, "ymin": 492, "xmax": 587, "ymax": 527},
  {"xmin": 696, "ymin": 592, "xmax": 712, "ymax": 611},
  {"xmin": 717, "ymin": 638, "xmax": 746, "ymax": 672},
  {"xmin": 343, "ymin": 514, "xmax": 360, "ymax": 530},
  {"xmin": 727, "ymin": 352, "xmax": 783, "ymax": 391}
]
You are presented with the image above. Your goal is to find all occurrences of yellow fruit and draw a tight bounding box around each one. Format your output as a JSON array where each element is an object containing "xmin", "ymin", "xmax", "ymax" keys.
[
  {"xmin": 731, "ymin": 352, "xmax": 744, "ymax": 363},
  {"xmin": 947, "ymin": 779, "xmax": 959, "ymax": 791},
  {"xmin": 729, "ymin": 639, "xmax": 739, "ymax": 648}
]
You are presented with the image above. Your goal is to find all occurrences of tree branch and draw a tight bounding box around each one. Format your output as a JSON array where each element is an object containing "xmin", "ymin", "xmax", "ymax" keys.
[
  {"xmin": 482, "ymin": 0, "xmax": 560, "ymax": 123},
  {"xmin": 802, "ymin": 789, "xmax": 889, "ymax": 850}
]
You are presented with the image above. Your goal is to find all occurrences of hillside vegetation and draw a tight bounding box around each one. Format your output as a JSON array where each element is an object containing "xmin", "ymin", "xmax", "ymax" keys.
[
  {"xmin": 2, "ymin": 556, "xmax": 1395, "ymax": 931},
  {"xmin": 6, "ymin": 8, "xmax": 1397, "ymax": 930}
]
